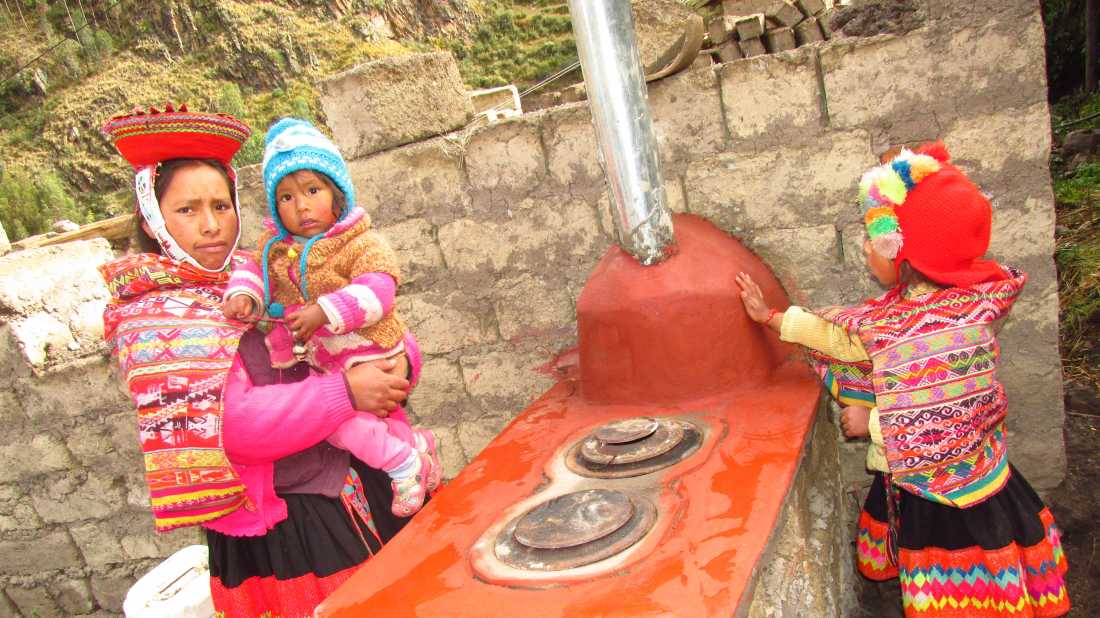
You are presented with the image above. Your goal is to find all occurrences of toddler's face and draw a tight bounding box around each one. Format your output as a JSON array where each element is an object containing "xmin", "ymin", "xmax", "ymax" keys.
[
  {"xmin": 275, "ymin": 170, "xmax": 338, "ymax": 237},
  {"xmin": 863, "ymin": 239, "xmax": 898, "ymax": 287}
]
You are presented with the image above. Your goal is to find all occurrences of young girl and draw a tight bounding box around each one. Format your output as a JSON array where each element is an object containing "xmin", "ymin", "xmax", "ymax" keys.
[
  {"xmin": 737, "ymin": 142, "xmax": 1070, "ymax": 616},
  {"xmin": 223, "ymin": 118, "xmax": 440, "ymax": 517}
]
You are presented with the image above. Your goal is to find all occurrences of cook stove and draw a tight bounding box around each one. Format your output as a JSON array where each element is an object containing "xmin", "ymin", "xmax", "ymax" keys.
[{"xmin": 316, "ymin": 215, "xmax": 823, "ymax": 617}]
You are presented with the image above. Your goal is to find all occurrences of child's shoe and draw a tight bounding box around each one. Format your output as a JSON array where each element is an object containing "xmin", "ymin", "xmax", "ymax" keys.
[
  {"xmin": 390, "ymin": 452, "xmax": 434, "ymax": 517},
  {"xmin": 413, "ymin": 428, "xmax": 442, "ymax": 492}
]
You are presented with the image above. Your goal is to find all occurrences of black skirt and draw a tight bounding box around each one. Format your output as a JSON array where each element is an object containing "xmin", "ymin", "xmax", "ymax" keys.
[
  {"xmin": 857, "ymin": 464, "xmax": 1070, "ymax": 616},
  {"xmin": 206, "ymin": 458, "xmax": 417, "ymax": 617}
]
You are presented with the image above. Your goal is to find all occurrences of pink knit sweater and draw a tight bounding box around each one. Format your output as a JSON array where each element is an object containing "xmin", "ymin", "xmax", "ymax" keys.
[{"xmin": 204, "ymin": 333, "xmax": 420, "ymax": 537}]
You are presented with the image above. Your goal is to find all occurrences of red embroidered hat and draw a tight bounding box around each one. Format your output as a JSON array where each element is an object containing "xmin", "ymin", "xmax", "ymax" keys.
[
  {"xmin": 102, "ymin": 104, "xmax": 251, "ymax": 272},
  {"xmin": 891, "ymin": 143, "xmax": 1007, "ymax": 287},
  {"xmin": 101, "ymin": 103, "xmax": 250, "ymax": 168}
]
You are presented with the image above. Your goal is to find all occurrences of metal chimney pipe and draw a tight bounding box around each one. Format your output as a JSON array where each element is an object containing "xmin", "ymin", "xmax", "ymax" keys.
[{"xmin": 567, "ymin": 0, "xmax": 675, "ymax": 265}]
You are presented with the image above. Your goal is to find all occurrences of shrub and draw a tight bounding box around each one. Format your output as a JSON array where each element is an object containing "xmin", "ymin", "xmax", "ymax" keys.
[{"xmin": 0, "ymin": 167, "xmax": 88, "ymax": 241}]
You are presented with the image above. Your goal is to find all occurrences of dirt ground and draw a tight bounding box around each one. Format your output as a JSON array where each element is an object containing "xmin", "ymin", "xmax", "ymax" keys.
[{"xmin": 1048, "ymin": 380, "xmax": 1100, "ymax": 616}]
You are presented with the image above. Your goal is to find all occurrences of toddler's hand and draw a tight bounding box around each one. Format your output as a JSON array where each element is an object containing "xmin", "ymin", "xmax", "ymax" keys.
[
  {"xmin": 286, "ymin": 304, "xmax": 328, "ymax": 342},
  {"xmin": 735, "ymin": 272, "xmax": 772, "ymax": 323},
  {"xmin": 840, "ymin": 405, "xmax": 871, "ymax": 438},
  {"xmin": 223, "ymin": 295, "xmax": 256, "ymax": 321}
]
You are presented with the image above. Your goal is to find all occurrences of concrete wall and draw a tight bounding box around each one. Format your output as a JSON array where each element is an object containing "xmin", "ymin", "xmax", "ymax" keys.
[{"xmin": 0, "ymin": 1, "xmax": 1059, "ymax": 614}]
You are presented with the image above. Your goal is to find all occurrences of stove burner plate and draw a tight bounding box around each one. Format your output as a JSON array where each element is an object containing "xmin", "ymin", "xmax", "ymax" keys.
[
  {"xmin": 494, "ymin": 491, "xmax": 657, "ymax": 571},
  {"xmin": 580, "ymin": 420, "xmax": 684, "ymax": 465},
  {"xmin": 566, "ymin": 417, "xmax": 704, "ymax": 479},
  {"xmin": 513, "ymin": 489, "xmax": 633, "ymax": 549},
  {"xmin": 593, "ymin": 417, "xmax": 659, "ymax": 444}
]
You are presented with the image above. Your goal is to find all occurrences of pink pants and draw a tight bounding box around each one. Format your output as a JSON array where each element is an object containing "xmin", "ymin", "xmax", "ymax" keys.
[{"xmin": 326, "ymin": 408, "xmax": 415, "ymax": 473}]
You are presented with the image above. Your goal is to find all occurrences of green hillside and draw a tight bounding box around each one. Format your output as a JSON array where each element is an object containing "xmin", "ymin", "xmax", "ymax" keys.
[{"xmin": 0, "ymin": 0, "xmax": 581, "ymax": 241}]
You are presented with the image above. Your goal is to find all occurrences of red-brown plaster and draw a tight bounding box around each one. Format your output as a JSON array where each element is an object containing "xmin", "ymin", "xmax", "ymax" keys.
[{"xmin": 317, "ymin": 214, "xmax": 822, "ymax": 617}]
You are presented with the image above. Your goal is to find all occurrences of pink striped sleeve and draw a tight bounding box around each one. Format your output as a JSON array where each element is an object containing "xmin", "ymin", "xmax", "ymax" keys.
[
  {"xmin": 226, "ymin": 254, "xmax": 265, "ymax": 308},
  {"xmin": 316, "ymin": 272, "xmax": 396, "ymax": 335},
  {"xmin": 221, "ymin": 355, "xmax": 357, "ymax": 465}
]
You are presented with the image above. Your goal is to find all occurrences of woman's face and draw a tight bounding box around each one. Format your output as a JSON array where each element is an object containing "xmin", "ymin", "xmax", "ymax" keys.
[{"xmin": 146, "ymin": 163, "xmax": 238, "ymax": 270}]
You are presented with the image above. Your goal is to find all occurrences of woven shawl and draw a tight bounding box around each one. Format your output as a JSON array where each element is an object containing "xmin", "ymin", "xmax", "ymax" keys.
[
  {"xmin": 100, "ymin": 253, "xmax": 249, "ymax": 532},
  {"xmin": 810, "ymin": 267, "xmax": 1026, "ymax": 507}
]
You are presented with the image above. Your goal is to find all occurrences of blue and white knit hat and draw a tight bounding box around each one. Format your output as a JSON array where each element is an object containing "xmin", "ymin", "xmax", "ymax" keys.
[
  {"xmin": 262, "ymin": 117, "xmax": 355, "ymax": 234},
  {"xmin": 259, "ymin": 118, "xmax": 356, "ymax": 316}
]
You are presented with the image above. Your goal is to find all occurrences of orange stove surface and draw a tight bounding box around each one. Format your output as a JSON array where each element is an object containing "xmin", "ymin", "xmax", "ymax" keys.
[
  {"xmin": 318, "ymin": 216, "xmax": 824, "ymax": 617},
  {"xmin": 317, "ymin": 362, "xmax": 821, "ymax": 617}
]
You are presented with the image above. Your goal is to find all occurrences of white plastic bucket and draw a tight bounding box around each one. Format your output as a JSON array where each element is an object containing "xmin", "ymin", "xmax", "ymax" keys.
[{"xmin": 123, "ymin": 544, "xmax": 214, "ymax": 618}]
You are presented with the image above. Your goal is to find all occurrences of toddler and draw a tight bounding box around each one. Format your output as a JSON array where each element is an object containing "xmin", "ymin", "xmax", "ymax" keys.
[
  {"xmin": 224, "ymin": 118, "xmax": 440, "ymax": 517},
  {"xmin": 737, "ymin": 142, "xmax": 1070, "ymax": 616}
]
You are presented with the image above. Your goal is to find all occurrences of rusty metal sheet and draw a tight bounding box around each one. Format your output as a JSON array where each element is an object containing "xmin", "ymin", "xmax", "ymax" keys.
[
  {"xmin": 593, "ymin": 417, "xmax": 659, "ymax": 444},
  {"xmin": 513, "ymin": 489, "xmax": 633, "ymax": 550},
  {"xmin": 495, "ymin": 495, "xmax": 658, "ymax": 571},
  {"xmin": 581, "ymin": 419, "xmax": 684, "ymax": 465}
]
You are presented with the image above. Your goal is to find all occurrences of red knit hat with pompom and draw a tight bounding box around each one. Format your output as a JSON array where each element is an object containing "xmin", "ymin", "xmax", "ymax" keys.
[{"xmin": 890, "ymin": 142, "xmax": 1006, "ymax": 287}]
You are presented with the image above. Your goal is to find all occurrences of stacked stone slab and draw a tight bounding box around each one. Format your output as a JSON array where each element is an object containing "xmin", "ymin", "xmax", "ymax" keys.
[
  {"xmin": 318, "ymin": 52, "xmax": 473, "ymax": 160},
  {"xmin": 705, "ymin": 0, "xmax": 839, "ymax": 61}
]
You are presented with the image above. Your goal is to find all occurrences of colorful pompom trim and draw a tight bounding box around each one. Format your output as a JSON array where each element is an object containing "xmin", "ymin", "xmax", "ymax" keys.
[{"xmin": 858, "ymin": 148, "xmax": 943, "ymax": 259}]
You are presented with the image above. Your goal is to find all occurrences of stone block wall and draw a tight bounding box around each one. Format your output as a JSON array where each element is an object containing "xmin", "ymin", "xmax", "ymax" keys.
[
  {"xmin": 745, "ymin": 402, "xmax": 856, "ymax": 617},
  {"xmin": 0, "ymin": 1, "xmax": 1059, "ymax": 614},
  {"xmin": 0, "ymin": 240, "xmax": 201, "ymax": 616}
]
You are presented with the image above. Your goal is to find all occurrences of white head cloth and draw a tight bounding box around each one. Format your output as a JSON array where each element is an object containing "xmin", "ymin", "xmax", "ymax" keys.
[{"xmin": 134, "ymin": 163, "xmax": 242, "ymax": 272}]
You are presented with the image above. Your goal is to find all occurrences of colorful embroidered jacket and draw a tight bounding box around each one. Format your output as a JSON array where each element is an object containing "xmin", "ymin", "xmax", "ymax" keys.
[{"xmin": 811, "ymin": 267, "xmax": 1026, "ymax": 508}]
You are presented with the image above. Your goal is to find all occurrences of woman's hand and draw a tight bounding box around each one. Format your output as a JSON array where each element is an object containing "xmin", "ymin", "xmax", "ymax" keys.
[
  {"xmin": 345, "ymin": 359, "xmax": 410, "ymax": 416},
  {"xmin": 223, "ymin": 294, "xmax": 256, "ymax": 321},
  {"xmin": 365, "ymin": 354, "xmax": 409, "ymax": 379},
  {"xmin": 286, "ymin": 304, "xmax": 328, "ymax": 342},
  {"xmin": 840, "ymin": 405, "xmax": 871, "ymax": 438},
  {"xmin": 735, "ymin": 272, "xmax": 773, "ymax": 324}
]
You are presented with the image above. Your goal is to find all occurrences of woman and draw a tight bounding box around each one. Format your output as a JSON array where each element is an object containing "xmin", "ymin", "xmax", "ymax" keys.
[{"xmin": 99, "ymin": 105, "xmax": 421, "ymax": 617}]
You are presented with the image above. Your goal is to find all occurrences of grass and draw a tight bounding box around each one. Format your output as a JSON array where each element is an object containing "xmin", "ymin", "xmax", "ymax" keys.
[
  {"xmin": 442, "ymin": 0, "xmax": 579, "ymax": 89},
  {"xmin": 1051, "ymin": 93, "xmax": 1100, "ymax": 389},
  {"xmin": 0, "ymin": 0, "xmax": 597, "ymax": 240},
  {"xmin": 0, "ymin": 0, "xmax": 419, "ymax": 238}
]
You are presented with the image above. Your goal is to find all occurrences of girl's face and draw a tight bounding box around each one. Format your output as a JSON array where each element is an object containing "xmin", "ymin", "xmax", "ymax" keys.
[
  {"xmin": 275, "ymin": 170, "xmax": 338, "ymax": 237},
  {"xmin": 145, "ymin": 162, "xmax": 238, "ymax": 270},
  {"xmin": 863, "ymin": 239, "xmax": 898, "ymax": 287}
]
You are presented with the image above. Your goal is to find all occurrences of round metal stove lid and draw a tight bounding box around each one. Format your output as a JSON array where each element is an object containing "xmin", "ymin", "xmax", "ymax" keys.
[
  {"xmin": 512, "ymin": 489, "xmax": 634, "ymax": 550},
  {"xmin": 592, "ymin": 417, "xmax": 659, "ymax": 444},
  {"xmin": 580, "ymin": 419, "xmax": 685, "ymax": 465}
]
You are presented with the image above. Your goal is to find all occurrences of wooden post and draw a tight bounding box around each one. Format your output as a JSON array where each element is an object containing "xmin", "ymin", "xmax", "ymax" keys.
[
  {"xmin": 78, "ymin": 0, "xmax": 101, "ymax": 33},
  {"xmin": 75, "ymin": 0, "xmax": 99, "ymax": 55},
  {"xmin": 62, "ymin": 0, "xmax": 82, "ymax": 47},
  {"xmin": 13, "ymin": 0, "xmax": 26, "ymax": 28},
  {"xmin": 1089, "ymin": 0, "xmax": 1099, "ymax": 92}
]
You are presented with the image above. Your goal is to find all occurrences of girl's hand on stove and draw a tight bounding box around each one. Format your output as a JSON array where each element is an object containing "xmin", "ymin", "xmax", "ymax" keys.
[{"xmin": 735, "ymin": 272, "xmax": 781, "ymax": 331}]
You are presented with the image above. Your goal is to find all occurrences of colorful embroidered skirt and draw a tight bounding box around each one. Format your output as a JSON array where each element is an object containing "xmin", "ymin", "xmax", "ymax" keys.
[
  {"xmin": 207, "ymin": 460, "xmax": 413, "ymax": 618},
  {"xmin": 857, "ymin": 465, "xmax": 1070, "ymax": 617}
]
